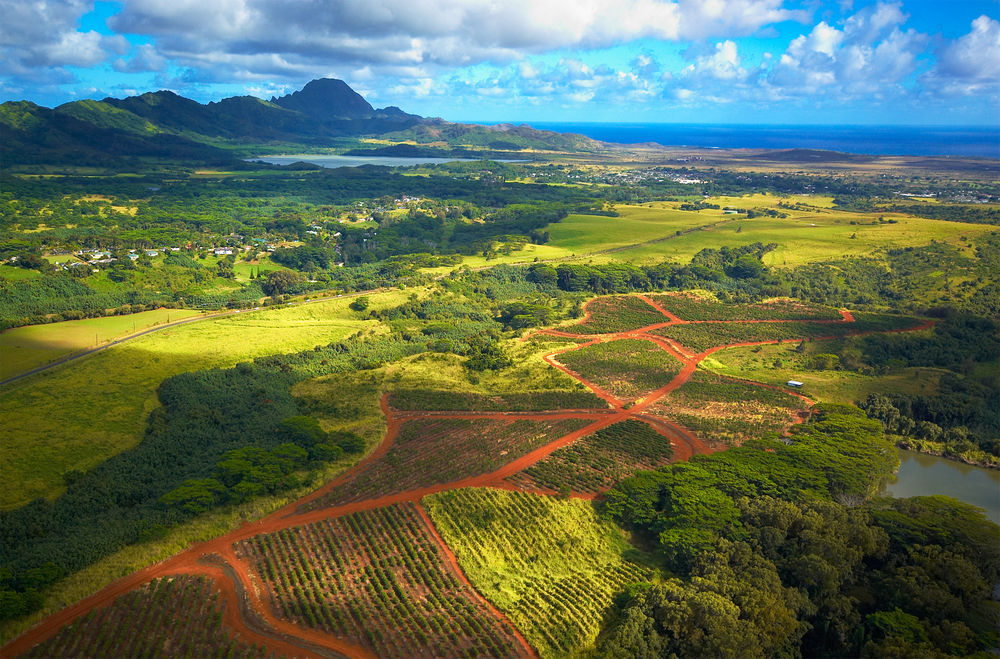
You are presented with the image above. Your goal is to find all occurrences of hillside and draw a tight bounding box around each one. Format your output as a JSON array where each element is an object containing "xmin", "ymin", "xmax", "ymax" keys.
[{"xmin": 0, "ymin": 78, "xmax": 608, "ymax": 167}]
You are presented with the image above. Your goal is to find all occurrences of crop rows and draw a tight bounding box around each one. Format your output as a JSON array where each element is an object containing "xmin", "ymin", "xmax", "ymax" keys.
[
  {"xmin": 570, "ymin": 296, "xmax": 668, "ymax": 334},
  {"xmin": 649, "ymin": 372, "xmax": 805, "ymax": 446},
  {"xmin": 309, "ymin": 417, "xmax": 594, "ymax": 509},
  {"xmin": 649, "ymin": 293, "xmax": 842, "ymax": 321},
  {"xmin": 389, "ymin": 389, "xmax": 608, "ymax": 412},
  {"xmin": 424, "ymin": 488, "xmax": 654, "ymax": 659},
  {"xmin": 508, "ymin": 420, "xmax": 674, "ymax": 493},
  {"xmin": 557, "ymin": 338, "xmax": 683, "ymax": 400},
  {"xmin": 18, "ymin": 576, "xmax": 266, "ymax": 659},
  {"xmin": 236, "ymin": 503, "xmax": 524, "ymax": 659}
]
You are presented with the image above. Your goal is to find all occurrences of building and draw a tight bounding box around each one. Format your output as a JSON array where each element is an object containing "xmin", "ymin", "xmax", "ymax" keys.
[{"xmin": 787, "ymin": 381, "xmax": 804, "ymax": 388}]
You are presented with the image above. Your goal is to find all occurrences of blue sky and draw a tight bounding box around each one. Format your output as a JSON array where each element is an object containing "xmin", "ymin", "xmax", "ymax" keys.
[{"xmin": 1, "ymin": 0, "xmax": 997, "ymax": 124}]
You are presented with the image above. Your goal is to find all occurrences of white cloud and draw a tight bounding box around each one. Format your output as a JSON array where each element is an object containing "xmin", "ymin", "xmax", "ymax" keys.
[{"xmin": 920, "ymin": 15, "xmax": 1000, "ymax": 96}]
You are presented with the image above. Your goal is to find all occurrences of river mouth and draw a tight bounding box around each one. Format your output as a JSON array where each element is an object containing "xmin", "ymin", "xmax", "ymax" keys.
[{"xmin": 881, "ymin": 449, "xmax": 1000, "ymax": 523}]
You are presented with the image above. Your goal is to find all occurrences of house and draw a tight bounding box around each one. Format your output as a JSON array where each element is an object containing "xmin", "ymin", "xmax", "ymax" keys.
[
  {"xmin": 127, "ymin": 254, "xmax": 139, "ymax": 261},
  {"xmin": 787, "ymin": 381, "xmax": 804, "ymax": 388},
  {"xmin": 214, "ymin": 247, "xmax": 233, "ymax": 256},
  {"xmin": 145, "ymin": 250, "xmax": 159, "ymax": 257}
]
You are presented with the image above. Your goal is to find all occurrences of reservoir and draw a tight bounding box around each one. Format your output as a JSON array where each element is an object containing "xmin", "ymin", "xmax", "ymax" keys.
[{"xmin": 881, "ymin": 449, "xmax": 1000, "ymax": 523}]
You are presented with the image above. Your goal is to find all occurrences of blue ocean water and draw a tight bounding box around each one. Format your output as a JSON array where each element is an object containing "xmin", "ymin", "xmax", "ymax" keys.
[{"xmin": 490, "ymin": 123, "xmax": 1000, "ymax": 158}]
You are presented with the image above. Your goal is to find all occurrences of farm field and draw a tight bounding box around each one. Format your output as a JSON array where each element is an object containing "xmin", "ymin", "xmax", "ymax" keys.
[
  {"xmin": 235, "ymin": 503, "xmax": 527, "ymax": 659},
  {"xmin": 648, "ymin": 292, "xmax": 842, "ymax": 321},
  {"xmin": 555, "ymin": 338, "xmax": 683, "ymax": 400},
  {"xmin": 0, "ymin": 289, "xmax": 417, "ymax": 510},
  {"xmin": 546, "ymin": 205, "xmax": 718, "ymax": 254},
  {"xmin": 423, "ymin": 488, "xmax": 654, "ymax": 659},
  {"xmin": 0, "ymin": 307, "xmax": 203, "ymax": 380},
  {"xmin": 651, "ymin": 312, "xmax": 924, "ymax": 353},
  {"xmin": 700, "ymin": 340, "xmax": 943, "ymax": 405},
  {"xmin": 388, "ymin": 389, "xmax": 607, "ymax": 411},
  {"xmin": 15, "ymin": 575, "xmax": 264, "ymax": 659},
  {"xmin": 647, "ymin": 371, "xmax": 807, "ymax": 446},
  {"xmin": 507, "ymin": 419, "xmax": 674, "ymax": 494},
  {"xmin": 308, "ymin": 417, "xmax": 595, "ymax": 509},
  {"xmin": 571, "ymin": 199, "xmax": 990, "ymax": 267},
  {"xmin": 568, "ymin": 295, "xmax": 669, "ymax": 334}
]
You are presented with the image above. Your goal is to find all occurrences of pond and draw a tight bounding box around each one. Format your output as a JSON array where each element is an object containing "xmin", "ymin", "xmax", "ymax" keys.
[{"xmin": 881, "ymin": 449, "xmax": 1000, "ymax": 523}]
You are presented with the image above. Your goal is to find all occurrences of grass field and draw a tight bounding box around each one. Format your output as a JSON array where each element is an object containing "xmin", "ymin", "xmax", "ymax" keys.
[
  {"xmin": 0, "ymin": 265, "xmax": 41, "ymax": 280},
  {"xmin": 0, "ymin": 308, "xmax": 203, "ymax": 380},
  {"xmin": 546, "ymin": 205, "xmax": 717, "ymax": 254},
  {"xmin": 561, "ymin": 195, "xmax": 990, "ymax": 267},
  {"xmin": 699, "ymin": 339, "xmax": 942, "ymax": 405},
  {"xmin": 423, "ymin": 488, "xmax": 654, "ymax": 659},
  {"xmin": 0, "ymin": 289, "xmax": 420, "ymax": 510}
]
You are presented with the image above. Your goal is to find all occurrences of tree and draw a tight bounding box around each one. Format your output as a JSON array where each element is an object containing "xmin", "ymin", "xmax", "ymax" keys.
[
  {"xmin": 216, "ymin": 259, "xmax": 234, "ymax": 279},
  {"xmin": 261, "ymin": 269, "xmax": 302, "ymax": 296},
  {"xmin": 349, "ymin": 296, "xmax": 369, "ymax": 312}
]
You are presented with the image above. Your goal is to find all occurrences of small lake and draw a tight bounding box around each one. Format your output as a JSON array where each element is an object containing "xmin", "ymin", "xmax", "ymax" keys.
[
  {"xmin": 247, "ymin": 155, "xmax": 526, "ymax": 168},
  {"xmin": 881, "ymin": 449, "xmax": 1000, "ymax": 523}
]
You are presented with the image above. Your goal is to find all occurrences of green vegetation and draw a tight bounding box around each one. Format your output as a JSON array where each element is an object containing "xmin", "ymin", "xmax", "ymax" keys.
[
  {"xmin": 389, "ymin": 389, "xmax": 606, "ymax": 411},
  {"xmin": 0, "ymin": 307, "xmax": 202, "ymax": 380},
  {"xmin": 649, "ymin": 371, "xmax": 805, "ymax": 446},
  {"xmin": 16, "ymin": 575, "xmax": 263, "ymax": 659},
  {"xmin": 557, "ymin": 339, "xmax": 683, "ymax": 400},
  {"xmin": 569, "ymin": 295, "xmax": 668, "ymax": 334},
  {"xmin": 596, "ymin": 409, "xmax": 999, "ymax": 658},
  {"xmin": 651, "ymin": 312, "xmax": 922, "ymax": 353},
  {"xmin": 424, "ymin": 488, "xmax": 653, "ymax": 658},
  {"xmin": 307, "ymin": 417, "xmax": 593, "ymax": 509},
  {"xmin": 509, "ymin": 420, "xmax": 673, "ymax": 494},
  {"xmin": 237, "ymin": 503, "xmax": 523, "ymax": 658},
  {"xmin": 649, "ymin": 292, "xmax": 841, "ymax": 320}
]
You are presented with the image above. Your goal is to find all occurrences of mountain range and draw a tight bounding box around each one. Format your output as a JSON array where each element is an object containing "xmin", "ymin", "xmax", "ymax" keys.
[{"xmin": 0, "ymin": 79, "xmax": 604, "ymax": 167}]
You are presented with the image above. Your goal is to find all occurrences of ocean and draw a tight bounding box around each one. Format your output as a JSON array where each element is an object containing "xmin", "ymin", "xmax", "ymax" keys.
[{"xmin": 485, "ymin": 123, "xmax": 1000, "ymax": 158}]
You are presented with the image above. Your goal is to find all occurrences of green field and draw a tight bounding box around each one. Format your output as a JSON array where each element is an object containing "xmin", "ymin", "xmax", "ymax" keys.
[
  {"xmin": 0, "ymin": 308, "xmax": 203, "ymax": 380},
  {"xmin": 699, "ymin": 339, "xmax": 942, "ymax": 405},
  {"xmin": 546, "ymin": 205, "xmax": 716, "ymax": 254},
  {"xmin": 0, "ymin": 289, "xmax": 418, "ymax": 510},
  {"xmin": 423, "ymin": 487, "xmax": 653, "ymax": 659},
  {"xmin": 560, "ymin": 195, "xmax": 990, "ymax": 267},
  {"xmin": 0, "ymin": 265, "xmax": 41, "ymax": 280}
]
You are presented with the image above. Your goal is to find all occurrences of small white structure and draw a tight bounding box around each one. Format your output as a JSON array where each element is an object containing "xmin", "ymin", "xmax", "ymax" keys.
[
  {"xmin": 214, "ymin": 247, "xmax": 233, "ymax": 256},
  {"xmin": 787, "ymin": 381, "xmax": 804, "ymax": 388}
]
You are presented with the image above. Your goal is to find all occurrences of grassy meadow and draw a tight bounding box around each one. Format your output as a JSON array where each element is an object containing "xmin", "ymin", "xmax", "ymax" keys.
[
  {"xmin": 0, "ymin": 288, "xmax": 420, "ymax": 510},
  {"xmin": 699, "ymin": 338, "xmax": 942, "ymax": 405},
  {"xmin": 0, "ymin": 308, "xmax": 203, "ymax": 380},
  {"xmin": 552, "ymin": 194, "xmax": 990, "ymax": 267}
]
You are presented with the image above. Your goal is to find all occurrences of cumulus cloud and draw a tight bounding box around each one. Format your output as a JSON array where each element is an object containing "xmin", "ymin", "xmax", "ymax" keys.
[
  {"xmin": 920, "ymin": 15, "xmax": 1000, "ymax": 96},
  {"xmin": 100, "ymin": 0, "xmax": 808, "ymax": 85},
  {"xmin": 0, "ymin": 0, "xmax": 125, "ymax": 73},
  {"xmin": 766, "ymin": 2, "xmax": 927, "ymax": 97}
]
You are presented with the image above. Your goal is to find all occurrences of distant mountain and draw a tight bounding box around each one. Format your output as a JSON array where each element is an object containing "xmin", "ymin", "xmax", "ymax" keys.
[
  {"xmin": 0, "ymin": 78, "xmax": 607, "ymax": 167},
  {"xmin": 271, "ymin": 78, "xmax": 375, "ymax": 121}
]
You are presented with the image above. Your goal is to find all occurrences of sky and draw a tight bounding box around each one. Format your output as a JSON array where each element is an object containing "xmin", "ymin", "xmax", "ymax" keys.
[{"xmin": 1, "ymin": 0, "xmax": 998, "ymax": 124}]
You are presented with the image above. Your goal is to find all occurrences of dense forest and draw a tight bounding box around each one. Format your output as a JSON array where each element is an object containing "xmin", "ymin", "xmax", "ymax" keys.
[{"xmin": 595, "ymin": 406, "xmax": 999, "ymax": 658}]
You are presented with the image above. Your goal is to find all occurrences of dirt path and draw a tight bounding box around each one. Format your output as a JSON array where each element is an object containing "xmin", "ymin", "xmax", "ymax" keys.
[{"xmin": 2, "ymin": 300, "xmax": 935, "ymax": 659}]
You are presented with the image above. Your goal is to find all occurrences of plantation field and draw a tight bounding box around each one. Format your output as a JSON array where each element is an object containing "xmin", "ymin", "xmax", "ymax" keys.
[
  {"xmin": 546, "ymin": 205, "xmax": 718, "ymax": 254},
  {"xmin": 0, "ymin": 289, "xmax": 419, "ymax": 510},
  {"xmin": 389, "ymin": 389, "xmax": 607, "ymax": 412},
  {"xmin": 16, "ymin": 575, "xmax": 262, "ymax": 659},
  {"xmin": 308, "ymin": 417, "xmax": 594, "ymax": 509},
  {"xmin": 651, "ymin": 313, "xmax": 922, "ymax": 353},
  {"xmin": 507, "ymin": 420, "xmax": 673, "ymax": 494},
  {"xmin": 0, "ymin": 308, "xmax": 203, "ymax": 380},
  {"xmin": 425, "ymin": 488, "xmax": 653, "ymax": 658},
  {"xmin": 236, "ymin": 503, "xmax": 526, "ymax": 658},
  {"xmin": 649, "ymin": 371, "xmax": 806, "ymax": 446},
  {"xmin": 569, "ymin": 295, "xmax": 668, "ymax": 334},
  {"xmin": 556, "ymin": 338, "xmax": 683, "ymax": 400},
  {"xmin": 700, "ymin": 340, "xmax": 943, "ymax": 405},
  {"xmin": 649, "ymin": 292, "xmax": 841, "ymax": 321},
  {"xmin": 572, "ymin": 198, "xmax": 989, "ymax": 267}
]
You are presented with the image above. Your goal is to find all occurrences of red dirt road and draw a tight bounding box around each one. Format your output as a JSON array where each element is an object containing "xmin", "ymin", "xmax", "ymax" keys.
[{"xmin": 3, "ymin": 296, "xmax": 934, "ymax": 659}]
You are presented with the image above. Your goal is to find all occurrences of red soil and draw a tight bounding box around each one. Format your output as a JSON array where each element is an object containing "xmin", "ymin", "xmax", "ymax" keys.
[{"xmin": 2, "ymin": 301, "xmax": 933, "ymax": 659}]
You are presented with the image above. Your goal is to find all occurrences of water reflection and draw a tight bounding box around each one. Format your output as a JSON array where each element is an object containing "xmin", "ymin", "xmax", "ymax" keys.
[{"xmin": 881, "ymin": 449, "xmax": 1000, "ymax": 523}]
